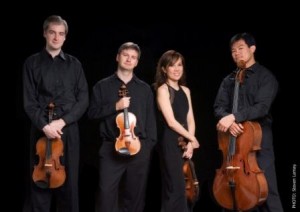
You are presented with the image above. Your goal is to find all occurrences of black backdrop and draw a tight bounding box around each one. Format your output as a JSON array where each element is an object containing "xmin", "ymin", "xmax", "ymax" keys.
[{"xmin": 16, "ymin": 10, "xmax": 297, "ymax": 212}]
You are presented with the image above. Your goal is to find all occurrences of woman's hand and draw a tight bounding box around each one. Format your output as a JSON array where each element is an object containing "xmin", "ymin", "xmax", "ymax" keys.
[{"xmin": 183, "ymin": 142, "xmax": 194, "ymax": 159}]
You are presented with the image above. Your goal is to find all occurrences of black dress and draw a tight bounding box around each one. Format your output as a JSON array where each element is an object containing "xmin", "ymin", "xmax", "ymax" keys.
[{"xmin": 159, "ymin": 84, "xmax": 190, "ymax": 212}]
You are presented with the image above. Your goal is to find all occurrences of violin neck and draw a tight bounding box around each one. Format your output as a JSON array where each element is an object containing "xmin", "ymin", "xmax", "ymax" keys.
[
  {"xmin": 123, "ymin": 108, "xmax": 130, "ymax": 129},
  {"xmin": 48, "ymin": 102, "xmax": 55, "ymax": 123},
  {"xmin": 46, "ymin": 103, "xmax": 55, "ymax": 160},
  {"xmin": 45, "ymin": 138, "xmax": 52, "ymax": 165}
]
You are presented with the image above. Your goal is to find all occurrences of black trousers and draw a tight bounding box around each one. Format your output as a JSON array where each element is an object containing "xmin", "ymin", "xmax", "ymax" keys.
[
  {"xmin": 24, "ymin": 123, "xmax": 80, "ymax": 212},
  {"xmin": 95, "ymin": 140, "xmax": 152, "ymax": 212}
]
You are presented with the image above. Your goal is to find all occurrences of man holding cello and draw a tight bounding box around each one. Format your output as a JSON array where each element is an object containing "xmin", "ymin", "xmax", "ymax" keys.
[{"xmin": 213, "ymin": 32, "xmax": 283, "ymax": 211}]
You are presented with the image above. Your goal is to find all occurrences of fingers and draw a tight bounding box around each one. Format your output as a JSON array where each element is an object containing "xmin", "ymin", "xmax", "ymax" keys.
[
  {"xmin": 118, "ymin": 97, "xmax": 131, "ymax": 109},
  {"xmin": 126, "ymin": 97, "xmax": 131, "ymax": 106},
  {"xmin": 229, "ymin": 122, "xmax": 244, "ymax": 137},
  {"xmin": 216, "ymin": 123, "xmax": 228, "ymax": 132},
  {"xmin": 47, "ymin": 129, "xmax": 61, "ymax": 139},
  {"xmin": 183, "ymin": 150, "xmax": 193, "ymax": 159},
  {"xmin": 57, "ymin": 130, "xmax": 63, "ymax": 135}
]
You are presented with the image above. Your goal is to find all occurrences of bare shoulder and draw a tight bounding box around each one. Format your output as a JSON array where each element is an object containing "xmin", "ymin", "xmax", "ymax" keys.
[
  {"xmin": 157, "ymin": 84, "xmax": 169, "ymax": 94},
  {"xmin": 181, "ymin": 85, "xmax": 190, "ymax": 95}
]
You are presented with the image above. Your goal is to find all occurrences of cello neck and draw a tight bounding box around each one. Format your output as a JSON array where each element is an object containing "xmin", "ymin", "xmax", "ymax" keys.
[{"xmin": 230, "ymin": 67, "xmax": 245, "ymax": 155}]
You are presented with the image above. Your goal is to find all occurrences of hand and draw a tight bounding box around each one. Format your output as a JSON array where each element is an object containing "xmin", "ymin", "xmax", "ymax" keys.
[
  {"xmin": 190, "ymin": 136, "xmax": 200, "ymax": 149},
  {"xmin": 216, "ymin": 114, "xmax": 235, "ymax": 132},
  {"xmin": 42, "ymin": 124, "xmax": 61, "ymax": 139},
  {"xmin": 48, "ymin": 118, "xmax": 66, "ymax": 138},
  {"xmin": 183, "ymin": 142, "xmax": 194, "ymax": 159},
  {"xmin": 116, "ymin": 97, "xmax": 131, "ymax": 110},
  {"xmin": 229, "ymin": 122, "xmax": 244, "ymax": 137}
]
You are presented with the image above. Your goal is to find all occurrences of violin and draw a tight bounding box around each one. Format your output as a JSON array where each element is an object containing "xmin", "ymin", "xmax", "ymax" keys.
[
  {"xmin": 213, "ymin": 65, "xmax": 268, "ymax": 211},
  {"xmin": 115, "ymin": 84, "xmax": 141, "ymax": 156},
  {"xmin": 178, "ymin": 136, "xmax": 199, "ymax": 206},
  {"xmin": 32, "ymin": 102, "xmax": 66, "ymax": 189}
]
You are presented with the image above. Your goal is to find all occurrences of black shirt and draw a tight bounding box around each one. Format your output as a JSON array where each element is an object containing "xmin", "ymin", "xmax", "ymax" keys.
[
  {"xmin": 23, "ymin": 49, "xmax": 89, "ymax": 129},
  {"xmin": 88, "ymin": 73, "xmax": 157, "ymax": 146},
  {"xmin": 214, "ymin": 62, "xmax": 278, "ymax": 126}
]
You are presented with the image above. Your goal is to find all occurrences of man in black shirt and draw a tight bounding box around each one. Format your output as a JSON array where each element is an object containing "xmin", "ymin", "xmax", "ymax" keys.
[
  {"xmin": 214, "ymin": 33, "xmax": 283, "ymax": 212},
  {"xmin": 88, "ymin": 42, "xmax": 157, "ymax": 212},
  {"xmin": 23, "ymin": 15, "xmax": 89, "ymax": 212}
]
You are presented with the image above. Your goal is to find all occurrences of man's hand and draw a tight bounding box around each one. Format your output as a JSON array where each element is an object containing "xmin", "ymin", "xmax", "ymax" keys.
[{"xmin": 216, "ymin": 114, "xmax": 235, "ymax": 132}]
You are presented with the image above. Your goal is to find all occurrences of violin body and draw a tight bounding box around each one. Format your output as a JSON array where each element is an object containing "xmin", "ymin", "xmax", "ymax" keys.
[
  {"xmin": 183, "ymin": 159, "xmax": 199, "ymax": 204},
  {"xmin": 213, "ymin": 121, "xmax": 268, "ymax": 211},
  {"xmin": 178, "ymin": 137, "xmax": 199, "ymax": 206},
  {"xmin": 32, "ymin": 102, "xmax": 66, "ymax": 189},
  {"xmin": 115, "ymin": 111, "xmax": 141, "ymax": 156},
  {"xmin": 32, "ymin": 137, "xmax": 66, "ymax": 189},
  {"xmin": 115, "ymin": 84, "xmax": 141, "ymax": 156}
]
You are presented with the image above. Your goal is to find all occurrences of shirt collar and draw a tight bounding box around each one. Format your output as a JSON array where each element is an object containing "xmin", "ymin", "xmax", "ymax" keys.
[
  {"xmin": 113, "ymin": 72, "xmax": 139, "ymax": 84},
  {"xmin": 230, "ymin": 62, "xmax": 258, "ymax": 80},
  {"xmin": 41, "ymin": 48, "xmax": 66, "ymax": 60}
]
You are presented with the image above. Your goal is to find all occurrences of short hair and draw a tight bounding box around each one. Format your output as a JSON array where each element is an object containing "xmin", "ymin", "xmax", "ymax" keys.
[
  {"xmin": 230, "ymin": 32, "xmax": 256, "ymax": 48},
  {"xmin": 118, "ymin": 42, "xmax": 141, "ymax": 59},
  {"xmin": 43, "ymin": 15, "xmax": 68, "ymax": 35}
]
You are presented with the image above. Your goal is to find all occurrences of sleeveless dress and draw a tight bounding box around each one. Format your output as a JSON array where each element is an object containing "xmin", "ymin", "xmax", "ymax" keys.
[{"xmin": 159, "ymin": 84, "xmax": 190, "ymax": 212}]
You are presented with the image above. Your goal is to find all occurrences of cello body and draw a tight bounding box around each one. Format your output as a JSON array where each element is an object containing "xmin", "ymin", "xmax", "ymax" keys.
[{"xmin": 213, "ymin": 121, "xmax": 268, "ymax": 211}]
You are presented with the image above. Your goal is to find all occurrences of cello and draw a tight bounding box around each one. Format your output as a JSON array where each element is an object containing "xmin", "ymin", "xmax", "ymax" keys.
[
  {"xmin": 32, "ymin": 102, "xmax": 66, "ymax": 189},
  {"xmin": 213, "ymin": 64, "xmax": 268, "ymax": 211},
  {"xmin": 115, "ymin": 84, "xmax": 141, "ymax": 156},
  {"xmin": 178, "ymin": 136, "xmax": 199, "ymax": 208}
]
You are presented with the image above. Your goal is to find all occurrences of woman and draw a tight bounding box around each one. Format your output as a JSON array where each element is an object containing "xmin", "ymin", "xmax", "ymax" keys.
[{"xmin": 154, "ymin": 50, "xmax": 200, "ymax": 212}]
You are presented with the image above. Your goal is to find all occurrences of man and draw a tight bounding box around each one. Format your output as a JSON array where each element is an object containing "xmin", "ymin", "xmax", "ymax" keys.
[
  {"xmin": 88, "ymin": 42, "xmax": 157, "ymax": 212},
  {"xmin": 214, "ymin": 32, "xmax": 283, "ymax": 212},
  {"xmin": 23, "ymin": 15, "xmax": 88, "ymax": 212}
]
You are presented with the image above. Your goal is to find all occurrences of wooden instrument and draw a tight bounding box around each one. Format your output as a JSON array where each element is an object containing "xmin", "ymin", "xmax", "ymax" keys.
[
  {"xmin": 213, "ymin": 65, "xmax": 268, "ymax": 211},
  {"xmin": 115, "ymin": 84, "xmax": 141, "ymax": 156},
  {"xmin": 32, "ymin": 102, "xmax": 66, "ymax": 189},
  {"xmin": 178, "ymin": 136, "xmax": 199, "ymax": 206}
]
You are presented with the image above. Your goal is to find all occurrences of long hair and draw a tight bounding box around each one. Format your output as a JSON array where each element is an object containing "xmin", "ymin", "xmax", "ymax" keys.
[{"xmin": 154, "ymin": 50, "xmax": 186, "ymax": 90}]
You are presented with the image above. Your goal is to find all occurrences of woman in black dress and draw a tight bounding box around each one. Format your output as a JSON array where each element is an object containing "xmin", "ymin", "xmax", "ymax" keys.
[{"xmin": 154, "ymin": 50, "xmax": 200, "ymax": 212}]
